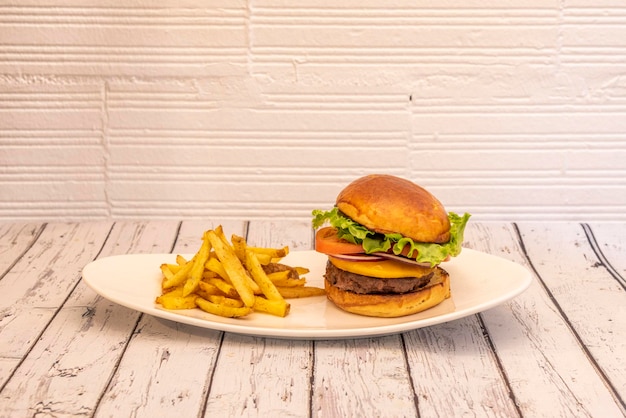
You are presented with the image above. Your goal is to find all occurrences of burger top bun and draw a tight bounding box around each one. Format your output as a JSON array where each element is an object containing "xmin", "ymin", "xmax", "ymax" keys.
[{"xmin": 336, "ymin": 174, "xmax": 451, "ymax": 244}]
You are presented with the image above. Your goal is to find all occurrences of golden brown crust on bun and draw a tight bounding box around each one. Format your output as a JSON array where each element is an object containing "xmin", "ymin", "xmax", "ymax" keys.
[
  {"xmin": 335, "ymin": 174, "xmax": 451, "ymax": 243},
  {"xmin": 324, "ymin": 267, "xmax": 450, "ymax": 318}
]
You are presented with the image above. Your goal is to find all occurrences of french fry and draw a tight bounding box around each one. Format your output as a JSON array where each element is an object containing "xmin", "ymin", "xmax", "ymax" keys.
[
  {"xmin": 245, "ymin": 249, "xmax": 285, "ymax": 301},
  {"xmin": 202, "ymin": 270, "xmax": 221, "ymax": 281},
  {"xmin": 266, "ymin": 270, "xmax": 290, "ymax": 281},
  {"xmin": 253, "ymin": 253, "xmax": 272, "ymax": 265},
  {"xmin": 163, "ymin": 263, "xmax": 181, "ymax": 274},
  {"xmin": 252, "ymin": 297, "xmax": 290, "ymax": 317},
  {"xmin": 196, "ymin": 297, "xmax": 251, "ymax": 318},
  {"xmin": 183, "ymin": 232, "xmax": 212, "ymax": 296},
  {"xmin": 206, "ymin": 239, "xmax": 262, "ymax": 294},
  {"xmin": 156, "ymin": 225, "xmax": 322, "ymax": 320},
  {"xmin": 247, "ymin": 245, "xmax": 289, "ymax": 259},
  {"xmin": 266, "ymin": 270, "xmax": 307, "ymax": 287},
  {"xmin": 230, "ymin": 234, "xmax": 247, "ymax": 263},
  {"xmin": 205, "ymin": 257, "xmax": 230, "ymax": 282},
  {"xmin": 213, "ymin": 225, "xmax": 231, "ymax": 248},
  {"xmin": 195, "ymin": 287, "xmax": 217, "ymax": 301},
  {"xmin": 160, "ymin": 264, "xmax": 175, "ymax": 284},
  {"xmin": 207, "ymin": 230, "xmax": 256, "ymax": 307},
  {"xmin": 163, "ymin": 259, "xmax": 194, "ymax": 289},
  {"xmin": 207, "ymin": 295, "xmax": 245, "ymax": 308},
  {"xmin": 277, "ymin": 286, "xmax": 326, "ymax": 299},
  {"xmin": 272, "ymin": 277, "xmax": 307, "ymax": 288},
  {"xmin": 156, "ymin": 288, "xmax": 198, "ymax": 310},
  {"xmin": 204, "ymin": 278, "xmax": 239, "ymax": 298},
  {"xmin": 197, "ymin": 280, "xmax": 222, "ymax": 296},
  {"xmin": 224, "ymin": 235, "xmax": 265, "ymax": 294},
  {"xmin": 263, "ymin": 262, "xmax": 300, "ymax": 278},
  {"xmin": 294, "ymin": 266, "xmax": 310, "ymax": 275}
]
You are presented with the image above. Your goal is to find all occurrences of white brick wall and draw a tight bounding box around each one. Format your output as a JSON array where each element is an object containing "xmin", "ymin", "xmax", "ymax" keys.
[{"xmin": 1, "ymin": 0, "xmax": 625, "ymax": 222}]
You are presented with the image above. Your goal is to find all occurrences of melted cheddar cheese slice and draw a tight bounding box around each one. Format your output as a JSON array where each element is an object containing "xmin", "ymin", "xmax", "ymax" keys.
[{"xmin": 328, "ymin": 256, "xmax": 434, "ymax": 279}]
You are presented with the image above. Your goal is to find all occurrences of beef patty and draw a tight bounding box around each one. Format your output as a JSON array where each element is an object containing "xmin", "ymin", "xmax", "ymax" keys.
[{"xmin": 324, "ymin": 261, "xmax": 446, "ymax": 295}]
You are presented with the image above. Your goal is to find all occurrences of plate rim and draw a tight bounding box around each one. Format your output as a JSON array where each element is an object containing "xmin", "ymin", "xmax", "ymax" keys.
[{"xmin": 82, "ymin": 248, "xmax": 533, "ymax": 340}]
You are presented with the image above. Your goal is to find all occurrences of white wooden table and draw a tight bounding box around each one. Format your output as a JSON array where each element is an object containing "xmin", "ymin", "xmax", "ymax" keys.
[{"xmin": 0, "ymin": 220, "xmax": 624, "ymax": 417}]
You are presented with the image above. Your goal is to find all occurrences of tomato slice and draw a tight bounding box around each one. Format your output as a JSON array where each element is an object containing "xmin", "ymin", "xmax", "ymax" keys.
[{"xmin": 314, "ymin": 227, "xmax": 365, "ymax": 255}]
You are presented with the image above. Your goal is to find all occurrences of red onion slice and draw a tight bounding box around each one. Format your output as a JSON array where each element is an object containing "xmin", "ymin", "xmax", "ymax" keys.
[
  {"xmin": 373, "ymin": 252, "xmax": 434, "ymax": 267},
  {"xmin": 329, "ymin": 254, "xmax": 386, "ymax": 262}
]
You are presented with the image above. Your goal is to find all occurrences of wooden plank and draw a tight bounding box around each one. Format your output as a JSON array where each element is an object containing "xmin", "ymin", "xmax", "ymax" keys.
[
  {"xmin": 206, "ymin": 335, "xmax": 314, "ymax": 416},
  {"xmin": 0, "ymin": 221, "xmax": 179, "ymax": 417},
  {"xmin": 584, "ymin": 222, "xmax": 626, "ymax": 287},
  {"xmin": 0, "ymin": 222, "xmax": 45, "ymax": 381},
  {"xmin": 0, "ymin": 222, "xmax": 43, "ymax": 276},
  {"xmin": 93, "ymin": 220, "xmax": 247, "ymax": 418},
  {"xmin": 0, "ymin": 222, "xmax": 112, "ymax": 389},
  {"xmin": 466, "ymin": 222, "xmax": 625, "ymax": 417},
  {"xmin": 313, "ymin": 335, "xmax": 417, "ymax": 417},
  {"xmin": 95, "ymin": 320, "xmax": 223, "ymax": 417},
  {"xmin": 243, "ymin": 219, "xmax": 314, "ymax": 251},
  {"xmin": 519, "ymin": 222, "xmax": 626, "ymax": 411},
  {"xmin": 203, "ymin": 220, "xmax": 315, "ymax": 417},
  {"xmin": 403, "ymin": 316, "xmax": 520, "ymax": 417}
]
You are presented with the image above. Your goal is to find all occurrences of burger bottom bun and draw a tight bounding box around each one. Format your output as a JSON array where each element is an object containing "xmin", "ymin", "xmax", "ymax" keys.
[{"xmin": 324, "ymin": 270, "xmax": 450, "ymax": 318}]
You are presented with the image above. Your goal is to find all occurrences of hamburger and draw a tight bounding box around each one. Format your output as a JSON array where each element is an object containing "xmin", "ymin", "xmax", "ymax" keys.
[{"xmin": 312, "ymin": 174, "xmax": 470, "ymax": 318}]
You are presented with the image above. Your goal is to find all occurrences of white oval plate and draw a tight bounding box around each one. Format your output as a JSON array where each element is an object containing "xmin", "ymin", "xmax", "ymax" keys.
[{"xmin": 82, "ymin": 249, "xmax": 532, "ymax": 340}]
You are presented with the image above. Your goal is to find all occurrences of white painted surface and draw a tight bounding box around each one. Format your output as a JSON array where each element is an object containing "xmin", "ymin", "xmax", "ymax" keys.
[
  {"xmin": 1, "ymin": 1, "xmax": 625, "ymax": 221},
  {"xmin": 0, "ymin": 220, "xmax": 624, "ymax": 417}
]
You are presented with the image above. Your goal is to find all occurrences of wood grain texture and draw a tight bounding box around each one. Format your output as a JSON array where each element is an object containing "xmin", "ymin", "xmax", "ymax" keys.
[
  {"xmin": 93, "ymin": 220, "xmax": 245, "ymax": 417},
  {"xmin": 404, "ymin": 316, "xmax": 520, "ymax": 417},
  {"xmin": 313, "ymin": 335, "xmax": 417, "ymax": 418},
  {"xmin": 0, "ymin": 223, "xmax": 43, "ymax": 275},
  {"xmin": 0, "ymin": 221, "xmax": 176, "ymax": 416},
  {"xmin": 205, "ymin": 335, "xmax": 312, "ymax": 417},
  {"xmin": 465, "ymin": 222, "xmax": 625, "ymax": 417},
  {"xmin": 585, "ymin": 223, "xmax": 626, "ymax": 289},
  {"xmin": 0, "ymin": 223, "xmax": 111, "ymax": 388},
  {"xmin": 0, "ymin": 220, "xmax": 624, "ymax": 417},
  {"xmin": 519, "ymin": 223, "xmax": 626, "ymax": 410}
]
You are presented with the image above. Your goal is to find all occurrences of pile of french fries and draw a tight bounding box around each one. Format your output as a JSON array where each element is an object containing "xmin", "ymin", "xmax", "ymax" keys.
[{"xmin": 155, "ymin": 226, "xmax": 325, "ymax": 318}]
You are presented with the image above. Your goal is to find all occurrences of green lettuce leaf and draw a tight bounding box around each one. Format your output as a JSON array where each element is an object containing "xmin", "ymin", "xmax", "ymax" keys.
[{"xmin": 312, "ymin": 207, "xmax": 471, "ymax": 267}]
